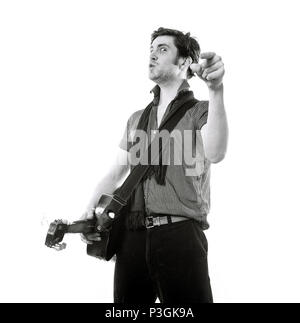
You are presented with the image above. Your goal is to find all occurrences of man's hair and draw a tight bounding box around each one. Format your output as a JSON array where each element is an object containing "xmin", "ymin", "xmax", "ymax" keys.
[{"xmin": 151, "ymin": 27, "xmax": 200, "ymax": 79}]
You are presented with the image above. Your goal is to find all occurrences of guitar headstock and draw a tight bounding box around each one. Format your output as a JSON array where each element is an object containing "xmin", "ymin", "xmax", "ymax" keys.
[{"xmin": 45, "ymin": 220, "xmax": 68, "ymax": 251}]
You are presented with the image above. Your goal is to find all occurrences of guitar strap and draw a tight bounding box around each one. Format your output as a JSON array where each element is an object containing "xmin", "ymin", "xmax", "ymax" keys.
[{"xmin": 105, "ymin": 92, "xmax": 201, "ymax": 215}]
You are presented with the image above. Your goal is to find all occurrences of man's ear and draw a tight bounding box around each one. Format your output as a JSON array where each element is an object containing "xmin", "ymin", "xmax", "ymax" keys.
[
  {"xmin": 185, "ymin": 56, "xmax": 193, "ymax": 67},
  {"xmin": 180, "ymin": 56, "xmax": 192, "ymax": 69}
]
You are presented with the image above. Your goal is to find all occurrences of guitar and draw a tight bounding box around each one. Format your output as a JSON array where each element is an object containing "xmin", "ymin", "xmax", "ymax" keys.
[{"xmin": 45, "ymin": 194, "xmax": 127, "ymax": 260}]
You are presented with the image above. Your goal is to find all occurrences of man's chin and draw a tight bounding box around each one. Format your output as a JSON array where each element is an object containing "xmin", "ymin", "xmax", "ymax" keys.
[
  {"xmin": 148, "ymin": 70, "xmax": 160, "ymax": 81},
  {"xmin": 148, "ymin": 73, "xmax": 157, "ymax": 81}
]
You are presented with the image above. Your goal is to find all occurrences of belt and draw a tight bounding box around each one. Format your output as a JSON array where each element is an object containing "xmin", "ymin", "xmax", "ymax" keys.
[{"xmin": 145, "ymin": 214, "xmax": 189, "ymax": 229}]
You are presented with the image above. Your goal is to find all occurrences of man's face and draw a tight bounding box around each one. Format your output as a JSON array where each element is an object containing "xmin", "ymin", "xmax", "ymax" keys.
[{"xmin": 149, "ymin": 35, "xmax": 182, "ymax": 83}]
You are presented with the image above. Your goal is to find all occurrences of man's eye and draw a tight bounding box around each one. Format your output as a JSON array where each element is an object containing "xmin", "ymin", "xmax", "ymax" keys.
[{"xmin": 160, "ymin": 48, "xmax": 167, "ymax": 52}]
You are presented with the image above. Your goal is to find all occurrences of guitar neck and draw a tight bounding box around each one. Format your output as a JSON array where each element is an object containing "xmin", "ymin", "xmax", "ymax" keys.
[{"xmin": 67, "ymin": 219, "xmax": 96, "ymax": 234}]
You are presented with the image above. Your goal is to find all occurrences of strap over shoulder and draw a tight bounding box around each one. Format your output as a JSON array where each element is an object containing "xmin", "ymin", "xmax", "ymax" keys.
[{"xmin": 108, "ymin": 92, "xmax": 200, "ymax": 213}]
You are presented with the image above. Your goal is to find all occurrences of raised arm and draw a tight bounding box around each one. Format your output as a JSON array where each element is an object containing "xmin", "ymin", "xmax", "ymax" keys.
[{"xmin": 190, "ymin": 52, "xmax": 228, "ymax": 163}]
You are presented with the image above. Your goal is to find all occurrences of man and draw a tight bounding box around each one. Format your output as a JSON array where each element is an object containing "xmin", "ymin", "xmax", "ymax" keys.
[{"xmin": 82, "ymin": 27, "xmax": 228, "ymax": 303}]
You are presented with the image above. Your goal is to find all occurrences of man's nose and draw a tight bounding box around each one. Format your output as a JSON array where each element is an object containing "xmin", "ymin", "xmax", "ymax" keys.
[{"xmin": 150, "ymin": 53, "xmax": 158, "ymax": 61}]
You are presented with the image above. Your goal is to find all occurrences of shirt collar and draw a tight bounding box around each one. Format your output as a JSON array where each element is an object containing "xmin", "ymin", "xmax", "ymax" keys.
[{"xmin": 150, "ymin": 80, "xmax": 190, "ymax": 105}]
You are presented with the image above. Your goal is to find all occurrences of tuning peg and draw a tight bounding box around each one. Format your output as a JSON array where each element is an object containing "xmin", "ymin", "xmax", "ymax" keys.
[
  {"xmin": 40, "ymin": 216, "xmax": 50, "ymax": 227},
  {"xmin": 52, "ymin": 243, "xmax": 67, "ymax": 251}
]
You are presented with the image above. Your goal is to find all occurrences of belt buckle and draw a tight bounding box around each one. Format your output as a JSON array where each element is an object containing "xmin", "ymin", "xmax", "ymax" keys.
[{"xmin": 145, "ymin": 216, "xmax": 161, "ymax": 229}]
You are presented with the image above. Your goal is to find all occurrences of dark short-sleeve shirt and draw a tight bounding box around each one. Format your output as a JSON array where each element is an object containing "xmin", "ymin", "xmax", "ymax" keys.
[{"xmin": 119, "ymin": 80, "xmax": 211, "ymax": 229}]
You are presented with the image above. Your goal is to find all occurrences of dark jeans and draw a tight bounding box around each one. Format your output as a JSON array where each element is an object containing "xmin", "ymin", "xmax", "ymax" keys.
[{"xmin": 114, "ymin": 219, "xmax": 213, "ymax": 303}]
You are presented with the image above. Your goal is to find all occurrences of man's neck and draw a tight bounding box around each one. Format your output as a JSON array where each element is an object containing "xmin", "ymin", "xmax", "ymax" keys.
[{"xmin": 157, "ymin": 78, "xmax": 185, "ymax": 106}]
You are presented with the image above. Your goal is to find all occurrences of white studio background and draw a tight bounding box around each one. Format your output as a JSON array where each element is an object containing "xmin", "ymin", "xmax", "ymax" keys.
[{"xmin": 0, "ymin": 0, "xmax": 300, "ymax": 303}]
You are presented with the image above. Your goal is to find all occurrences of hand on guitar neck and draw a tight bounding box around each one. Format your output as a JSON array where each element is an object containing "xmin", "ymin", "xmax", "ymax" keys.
[
  {"xmin": 45, "ymin": 193, "xmax": 124, "ymax": 261},
  {"xmin": 80, "ymin": 210, "xmax": 102, "ymax": 245}
]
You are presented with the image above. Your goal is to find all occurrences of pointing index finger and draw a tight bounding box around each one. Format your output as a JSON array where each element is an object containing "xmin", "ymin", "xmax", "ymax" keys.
[{"xmin": 200, "ymin": 52, "xmax": 216, "ymax": 60}]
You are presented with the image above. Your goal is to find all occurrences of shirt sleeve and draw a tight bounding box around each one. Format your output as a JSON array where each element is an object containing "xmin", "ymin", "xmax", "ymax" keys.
[
  {"xmin": 193, "ymin": 100, "xmax": 209, "ymax": 130},
  {"xmin": 193, "ymin": 100, "xmax": 211, "ymax": 166},
  {"xmin": 118, "ymin": 110, "xmax": 144, "ymax": 152},
  {"xmin": 118, "ymin": 116, "xmax": 131, "ymax": 152}
]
